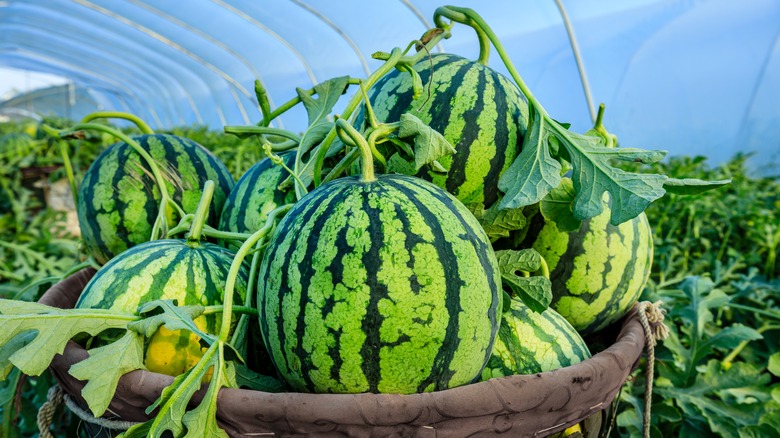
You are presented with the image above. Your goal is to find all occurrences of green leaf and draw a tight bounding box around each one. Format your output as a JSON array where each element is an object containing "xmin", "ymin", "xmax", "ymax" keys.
[
  {"xmin": 129, "ymin": 300, "xmax": 213, "ymax": 345},
  {"xmin": 663, "ymin": 177, "xmax": 732, "ymax": 195},
  {"xmin": 495, "ymin": 249, "xmax": 543, "ymax": 273},
  {"xmin": 181, "ymin": 350, "xmax": 230, "ymax": 438},
  {"xmin": 68, "ymin": 331, "xmax": 145, "ymax": 417},
  {"xmin": 497, "ymin": 110, "xmax": 562, "ymax": 210},
  {"xmin": 675, "ymin": 277, "xmax": 730, "ymax": 340},
  {"xmin": 397, "ymin": 113, "xmax": 456, "ymax": 171},
  {"xmin": 130, "ymin": 342, "xmax": 220, "ymax": 438},
  {"xmin": 539, "ymin": 178, "xmax": 580, "ymax": 232},
  {"xmin": 0, "ymin": 330, "xmax": 35, "ymax": 380},
  {"xmin": 0, "ymin": 299, "xmax": 138, "ymax": 376},
  {"xmin": 658, "ymin": 361, "xmax": 770, "ymax": 436},
  {"xmin": 233, "ymin": 363, "xmax": 286, "ymax": 392},
  {"xmin": 495, "ymin": 249, "xmax": 552, "ymax": 312},
  {"xmin": 297, "ymin": 76, "xmax": 350, "ymax": 126},
  {"xmin": 558, "ymin": 129, "xmax": 668, "ymax": 224},
  {"xmin": 468, "ymin": 202, "xmax": 526, "ymax": 242},
  {"xmin": 769, "ymin": 352, "xmax": 780, "ymax": 377}
]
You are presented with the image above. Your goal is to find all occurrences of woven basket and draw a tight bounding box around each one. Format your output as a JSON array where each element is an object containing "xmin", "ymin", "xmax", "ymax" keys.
[{"xmin": 41, "ymin": 268, "xmax": 646, "ymax": 437}]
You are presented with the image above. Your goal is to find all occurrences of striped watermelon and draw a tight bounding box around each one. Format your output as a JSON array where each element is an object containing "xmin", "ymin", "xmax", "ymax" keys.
[
  {"xmin": 357, "ymin": 53, "xmax": 529, "ymax": 210},
  {"xmin": 257, "ymin": 173, "xmax": 502, "ymax": 394},
  {"xmin": 218, "ymin": 151, "xmax": 296, "ymax": 237},
  {"xmin": 481, "ymin": 295, "xmax": 591, "ymax": 380},
  {"xmin": 514, "ymin": 196, "xmax": 654, "ymax": 336},
  {"xmin": 77, "ymin": 134, "xmax": 234, "ymax": 264},
  {"xmin": 76, "ymin": 239, "xmax": 248, "ymax": 377}
]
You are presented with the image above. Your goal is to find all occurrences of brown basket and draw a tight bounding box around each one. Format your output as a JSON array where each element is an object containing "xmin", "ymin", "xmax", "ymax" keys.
[{"xmin": 41, "ymin": 268, "xmax": 646, "ymax": 437}]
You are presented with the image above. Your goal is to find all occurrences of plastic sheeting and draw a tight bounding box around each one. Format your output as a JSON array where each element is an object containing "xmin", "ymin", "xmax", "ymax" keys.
[{"xmin": 1, "ymin": 0, "xmax": 779, "ymax": 172}]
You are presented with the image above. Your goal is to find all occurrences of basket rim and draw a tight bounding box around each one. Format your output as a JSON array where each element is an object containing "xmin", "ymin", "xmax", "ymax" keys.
[{"xmin": 42, "ymin": 267, "xmax": 646, "ymax": 437}]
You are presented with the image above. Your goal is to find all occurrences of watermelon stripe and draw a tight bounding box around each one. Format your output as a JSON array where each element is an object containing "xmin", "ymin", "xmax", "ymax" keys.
[
  {"xmin": 258, "ymin": 175, "xmax": 501, "ymax": 394},
  {"xmin": 390, "ymin": 181, "xmax": 464, "ymax": 392},
  {"xmin": 78, "ymin": 135, "xmax": 233, "ymax": 264},
  {"xmin": 441, "ymin": 61, "xmax": 486, "ymax": 197},
  {"xmin": 261, "ymin": 181, "xmax": 343, "ymax": 388},
  {"xmin": 359, "ymin": 185, "xmax": 390, "ymax": 392},
  {"xmin": 233, "ymin": 159, "xmax": 267, "ymax": 231},
  {"xmin": 360, "ymin": 53, "xmax": 528, "ymax": 211}
]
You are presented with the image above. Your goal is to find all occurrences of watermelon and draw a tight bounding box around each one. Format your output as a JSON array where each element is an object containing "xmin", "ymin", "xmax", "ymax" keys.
[
  {"xmin": 257, "ymin": 173, "xmax": 502, "ymax": 394},
  {"xmin": 481, "ymin": 295, "xmax": 591, "ymax": 380},
  {"xmin": 76, "ymin": 239, "xmax": 248, "ymax": 377},
  {"xmin": 356, "ymin": 53, "xmax": 529, "ymax": 210},
  {"xmin": 218, "ymin": 151, "xmax": 296, "ymax": 237},
  {"xmin": 77, "ymin": 134, "xmax": 234, "ymax": 264},
  {"xmin": 513, "ymin": 198, "xmax": 654, "ymax": 336}
]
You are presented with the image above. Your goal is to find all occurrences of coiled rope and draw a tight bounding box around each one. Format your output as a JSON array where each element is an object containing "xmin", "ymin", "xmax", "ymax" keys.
[{"xmin": 637, "ymin": 300, "xmax": 670, "ymax": 438}]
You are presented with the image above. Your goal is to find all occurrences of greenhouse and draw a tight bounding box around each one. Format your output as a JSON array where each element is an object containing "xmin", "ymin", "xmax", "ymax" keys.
[{"xmin": 1, "ymin": 1, "xmax": 778, "ymax": 437}]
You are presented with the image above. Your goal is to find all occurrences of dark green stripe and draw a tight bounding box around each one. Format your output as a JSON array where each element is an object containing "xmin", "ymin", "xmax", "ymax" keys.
[
  {"xmin": 481, "ymin": 69, "xmax": 518, "ymax": 207},
  {"xmin": 387, "ymin": 179, "xmax": 465, "ymax": 392},
  {"xmin": 359, "ymin": 184, "xmax": 389, "ymax": 393},
  {"xmin": 404, "ymin": 177, "xmax": 501, "ymax": 374},
  {"xmin": 234, "ymin": 158, "xmax": 271, "ymax": 233},
  {"xmin": 442, "ymin": 61, "xmax": 487, "ymax": 196}
]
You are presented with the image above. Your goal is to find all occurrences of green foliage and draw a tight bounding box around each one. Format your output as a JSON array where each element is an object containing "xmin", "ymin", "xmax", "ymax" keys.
[{"xmin": 613, "ymin": 155, "xmax": 780, "ymax": 437}]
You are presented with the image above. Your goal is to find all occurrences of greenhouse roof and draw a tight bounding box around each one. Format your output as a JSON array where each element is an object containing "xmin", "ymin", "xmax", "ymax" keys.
[{"xmin": 1, "ymin": 0, "xmax": 779, "ymax": 172}]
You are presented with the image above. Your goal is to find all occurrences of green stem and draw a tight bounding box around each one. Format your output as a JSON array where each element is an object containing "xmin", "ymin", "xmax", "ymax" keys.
[
  {"xmin": 167, "ymin": 214, "xmax": 195, "ymax": 238},
  {"xmin": 258, "ymin": 78, "xmax": 363, "ymax": 127},
  {"xmin": 223, "ymin": 125, "xmax": 301, "ymax": 144},
  {"xmin": 335, "ymin": 119, "xmax": 375, "ymax": 182},
  {"xmin": 186, "ymin": 180, "xmax": 215, "ymax": 245},
  {"xmin": 539, "ymin": 256, "xmax": 550, "ymax": 279},
  {"xmin": 63, "ymin": 122, "xmax": 185, "ymax": 239},
  {"xmin": 726, "ymin": 303, "xmax": 780, "ymax": 320},
  {"xmin": 57, "ymin": 138, "xmax": 79, "ymax": 208},
  {"xmin": 721, "ymin": 324, "xmax": 780, "ymax": 368},
  {"xmin": 219, "ymin": 204, "xmax": 293, "ymax": 341},
  {"xmin": 198, "ymin": 226, "xmax": 253, "ymax": 242},
  {"xmin": 231, "ymin": 235, "xmax": 264, "ymax": 348},
  {"xmin": 321, "ymin": 148, "xmax": 360, "ymax": 184},
  {"xmin": 311, "ymin": 29, "xmax": 451, "ymax": 187},
  {"xmin": 434, "ymin": 7, "xmax": 490, "ymax": 64},
  {"xmin": 81, "ymin": 111, "xmax": 154, "ymax": 134},
  {"xmin": 201, "ymin": 305, "xmax": 259, "ymax": 317},
  {"xmin": 0, "ymin": 241, "xmax": 56, "ymax": 270}
]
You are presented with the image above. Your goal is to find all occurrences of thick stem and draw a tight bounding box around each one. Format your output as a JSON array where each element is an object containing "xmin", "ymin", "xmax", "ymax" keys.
[
  {"xmin": 186, "ymin": 180, "xmax": 215, "ymax": 245},
  {"xmin": 81, "ymin": 111, "xmax": 154, "ymax": 134},
  {"xmin": 224, "ymin": 125, "xmax": 301, "ymax": 144},
  {"xmin": 219, "ymin": 204, "xmax": 293, "ymax": 341},
  {"xmin": 335, "ymin": 119, "xmax": 375, "ymax": 182},
  {"xmin": 310, "ymin": 28, "xmax": 449, "ymax": 187},
  {"xmin": 434, "ymin": 7, "xmax": 490, "ymax": 64}
]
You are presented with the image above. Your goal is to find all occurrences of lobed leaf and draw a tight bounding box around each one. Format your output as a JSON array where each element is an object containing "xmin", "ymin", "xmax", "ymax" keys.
[
  {"xmin": 497, "ymin": 110, "xmax": 562, "ymax": 210},
  {"xmin": 0, "ymin": 299, "xmax": 138, "ymax": 376},
  {"xmin": 539, "ymin": 177, "xmax": 580, "ymax": 232},
  {"xmin": 495, "ymin": 249, "xmax": 551, "ymax": 312},
  {"xmin": 468, "ymin": 202, "xmax": 526, "ymax": 242},
  {"xmin": 397, "ymin": 113, "xmax": 456, "ymax": 171},
  {"xmin": 297, "ymin": 76, "xmax": 350, "ymax": 126},
  {"xmin": 69, "ymin": 330, "xmax": 146, "ymax": 417}
]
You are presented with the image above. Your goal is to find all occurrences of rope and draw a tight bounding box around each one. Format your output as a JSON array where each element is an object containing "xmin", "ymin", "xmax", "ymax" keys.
[
  {"xmin": 637, "ymin": 300, "xmax": 670, "ymax": 438},
  {"xmin": 37, "ymin": 385, "xmax": 64, "ymax": 438},
  {"xmin": 63, "ymin": 393, "xmax": 142, "ymax": 430},
  {"xmin": 37, "ymin": 384, "xmax": 142, "ymax": 436}
]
